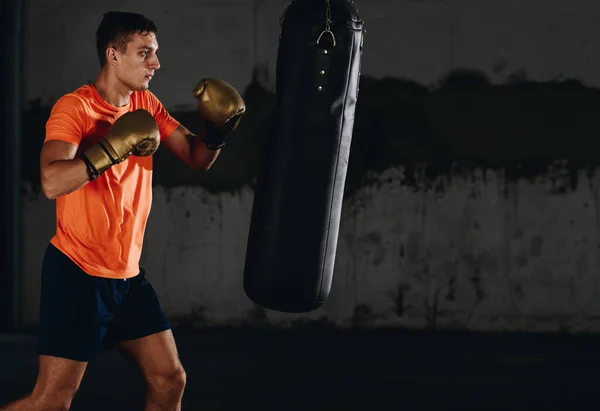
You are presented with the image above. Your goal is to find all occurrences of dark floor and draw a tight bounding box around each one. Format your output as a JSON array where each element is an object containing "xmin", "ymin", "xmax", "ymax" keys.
[{"xmin": 0, "ymin": 327, "xmax": 597, "ymax": 410}]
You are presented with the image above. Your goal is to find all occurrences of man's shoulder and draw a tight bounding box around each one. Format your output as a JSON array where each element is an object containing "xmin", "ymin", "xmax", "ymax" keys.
[{"xmin": 53, "ymin": 84, "xmax": 95, "ymax": 109}]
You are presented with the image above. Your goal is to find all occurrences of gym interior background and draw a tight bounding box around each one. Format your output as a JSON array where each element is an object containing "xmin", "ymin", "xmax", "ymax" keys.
[{"xmin": 2, "ymin": 0, "xmax": 600, "ymax": 409}]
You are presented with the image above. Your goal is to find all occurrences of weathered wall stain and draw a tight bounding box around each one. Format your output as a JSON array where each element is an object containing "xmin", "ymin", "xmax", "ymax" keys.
[
  {"xmin": 20, "ymin": 70, "xmax": 600, "ymax": 197},
  {"xmin": 530, "ymin": 236, "xmax": 543, "ymax": 258},
  {"xmin": 394, "ymin": 284, "xmax": 411, "ymax": 317}
]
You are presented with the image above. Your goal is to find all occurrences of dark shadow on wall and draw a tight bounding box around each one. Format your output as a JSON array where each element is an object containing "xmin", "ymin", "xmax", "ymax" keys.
[{"xmin": 20, "ymin": 69, "xmax": 600, "ymax": 197}]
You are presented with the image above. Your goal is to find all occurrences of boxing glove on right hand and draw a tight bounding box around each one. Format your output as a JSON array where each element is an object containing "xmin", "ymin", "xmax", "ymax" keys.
[{"xmin": 81, "ymin": 109, "xmax": 161, "ymax": 180}]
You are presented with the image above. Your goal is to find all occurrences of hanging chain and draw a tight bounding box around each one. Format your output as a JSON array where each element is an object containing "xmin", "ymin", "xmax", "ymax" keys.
[
  {"xmin": 325, "ymin": 0, "xmax": 332, "ymax": 32},
  {"xmin": 317, "ymin": 0, "xmax": 336, "ymax": 46}
]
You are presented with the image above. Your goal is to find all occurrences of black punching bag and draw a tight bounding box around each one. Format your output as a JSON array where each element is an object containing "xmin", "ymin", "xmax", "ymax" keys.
[{"xmin": 243, "ymin": 0, "xmax": 365, "ymax": 313}]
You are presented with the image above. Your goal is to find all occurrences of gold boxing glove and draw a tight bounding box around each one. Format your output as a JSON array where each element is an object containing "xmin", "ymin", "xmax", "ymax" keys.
[
  {"xmin": 81, "ymin": 109, "xmax": 161, "ymax": 180},
  {"xmin": 192, "ymin": 78, "xmax": 246, "ymax": 150}
]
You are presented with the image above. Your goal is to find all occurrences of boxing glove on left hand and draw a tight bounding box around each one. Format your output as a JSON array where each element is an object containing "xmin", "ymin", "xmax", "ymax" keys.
[
  {"xmin": 81, "ymin": 109, "xmax": 161, "ymax": 180},
  {"xmin": 193, "ymin": 78, "xmax": 246, "ymax": 149}
]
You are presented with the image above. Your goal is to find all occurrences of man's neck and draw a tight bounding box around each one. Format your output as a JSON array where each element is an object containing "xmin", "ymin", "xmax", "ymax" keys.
[{"xmin": 93, "ymin": 70, "xmax": 133, "ymax": 108}]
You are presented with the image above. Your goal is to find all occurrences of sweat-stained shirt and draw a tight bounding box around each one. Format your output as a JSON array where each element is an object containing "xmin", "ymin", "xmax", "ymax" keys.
[{"xmin": 44, "ymin": 84, "xmax": 180, "ymax": 279}]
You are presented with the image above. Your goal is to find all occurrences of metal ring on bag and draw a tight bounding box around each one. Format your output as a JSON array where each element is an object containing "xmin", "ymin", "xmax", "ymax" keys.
[{"xmin": 317, "ymin": 29, "xmax": 336, "ymax": 47}]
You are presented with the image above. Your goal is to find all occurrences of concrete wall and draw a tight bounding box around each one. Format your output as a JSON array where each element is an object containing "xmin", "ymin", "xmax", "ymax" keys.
[{"xmin": 18, "ymin": 0, "xmax": 600, "ymax": 332}]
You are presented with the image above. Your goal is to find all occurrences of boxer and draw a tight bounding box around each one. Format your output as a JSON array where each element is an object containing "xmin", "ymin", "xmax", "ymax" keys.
[{"xmin": 0, "ymin": 10, "xmax": 244, "ymax": 411}]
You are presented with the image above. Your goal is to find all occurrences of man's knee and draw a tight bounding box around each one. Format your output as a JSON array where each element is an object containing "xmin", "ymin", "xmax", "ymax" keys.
[
  {"xmin": 149, "ymin": 365, "xmax": 186, "ymax": 396},
  {"xmin": 173, "ymin": 367, "xmax": 187, "ymax": 392}
]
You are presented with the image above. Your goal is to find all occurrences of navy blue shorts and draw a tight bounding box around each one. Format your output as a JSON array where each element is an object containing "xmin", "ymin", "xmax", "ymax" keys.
[{"xmin": 37, "ymin": 243, "xmax": 171, "ymax": 362}]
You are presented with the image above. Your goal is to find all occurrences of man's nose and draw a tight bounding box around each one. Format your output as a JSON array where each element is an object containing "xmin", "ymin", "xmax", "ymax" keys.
[{"xmin": 149, "ymin": 55, "xmax": 160, "ymax": 70}]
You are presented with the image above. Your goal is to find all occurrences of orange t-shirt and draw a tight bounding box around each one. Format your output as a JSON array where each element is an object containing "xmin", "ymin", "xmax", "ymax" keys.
[{"xmin": 44, "ymin": 84, "xmax": 180, "ymax": 279}]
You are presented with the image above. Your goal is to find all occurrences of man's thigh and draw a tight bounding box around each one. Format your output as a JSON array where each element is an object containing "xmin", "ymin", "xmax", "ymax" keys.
[
  {"xmin": 37, "ymin": 243, "xmax": 109, "ymax": 362},
  {"xmin": 102, "ymin": 269, "xmax": 172, "ymax": 351},
  {"xmin": 118, "ymin": 329, "xmax": 183, "ymax": 382},
  {"xmin": 34, "ymin": 355, "xmax": 88, "ymax": 399},
  {"xmin": 105, "ymin": 271, "xmax": 181, "ymax": 380}
]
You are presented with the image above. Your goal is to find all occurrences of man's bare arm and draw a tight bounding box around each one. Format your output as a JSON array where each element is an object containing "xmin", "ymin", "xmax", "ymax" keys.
[
  {"xmin": 161, "ymin": 123, "xmax": 221, "ymax": 171},
  {"xmin": 40, "ymin": 140, "xmax": 90, "ymax": 200}
]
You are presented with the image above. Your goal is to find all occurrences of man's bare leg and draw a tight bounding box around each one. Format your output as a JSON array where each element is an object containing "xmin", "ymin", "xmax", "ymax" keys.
[
  {"xmin": 0, "ymin": 355, "xmax": 87, "ymax": 411},
  {"xmin": 119, "ymin": 330, "xmax": 186, "ymax": 411}
]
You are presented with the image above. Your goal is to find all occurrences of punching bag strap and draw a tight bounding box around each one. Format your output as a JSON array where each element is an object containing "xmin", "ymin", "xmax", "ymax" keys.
[{"xmin": 315, "ymin": 0, "xmax": 335, "ymax": 95}]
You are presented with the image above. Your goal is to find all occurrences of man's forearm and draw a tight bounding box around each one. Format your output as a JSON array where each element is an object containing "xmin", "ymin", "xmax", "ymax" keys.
[
  {"xmin": 190, "ymin": 133, "xmax": 221, "ymax": 170},
  {"xmin": 41, "ymin": 158, "xmax": 91, "ymax": 200}
]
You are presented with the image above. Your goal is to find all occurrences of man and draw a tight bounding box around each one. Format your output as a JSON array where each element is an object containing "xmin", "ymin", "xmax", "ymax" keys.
[{"xmin": 1, "ymin": 10, "xmax": 245, "ymax": 411}]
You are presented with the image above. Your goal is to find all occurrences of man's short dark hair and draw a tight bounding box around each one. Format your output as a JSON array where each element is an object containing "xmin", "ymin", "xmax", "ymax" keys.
[{"xmin": 96, "ymin": 11, "xmax": 158, "ymax": 66}]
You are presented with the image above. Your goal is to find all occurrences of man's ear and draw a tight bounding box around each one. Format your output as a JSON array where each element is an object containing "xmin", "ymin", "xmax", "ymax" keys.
[{"xmin": 106, "ymin": 47, "xmax": 118, "ymax": 66}]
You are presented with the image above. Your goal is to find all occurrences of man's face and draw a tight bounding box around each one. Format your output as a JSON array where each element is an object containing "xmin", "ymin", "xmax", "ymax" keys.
[{"xmin": 113, "ymin": 32, "xmax": 160, "ymax": 92}]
